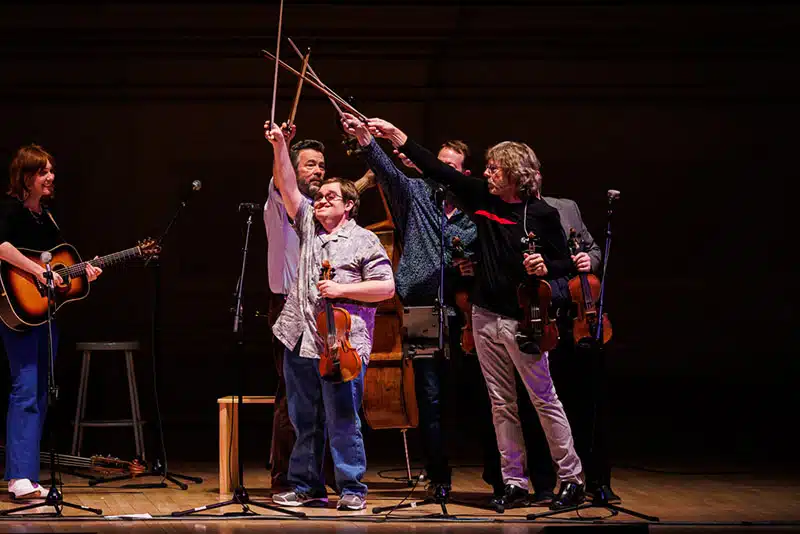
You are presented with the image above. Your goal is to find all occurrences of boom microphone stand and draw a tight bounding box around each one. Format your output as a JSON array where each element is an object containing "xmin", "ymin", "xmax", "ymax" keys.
[
  {"xmin": 372, "ymin": 188, "xmax": 497, "ymax": 519},
  {"xmin": 0, "ymin": 253, "xmax": 103, "ymax": 517},
  {"xmin": 527, "ymin": 189, "xmax": 659, "ymax": 523},
  {"xmin": 90, "ymin": 180, "xmax": 204, "ymax": 490},
  {"xmin": 171, "ymin": 203, "xmax": 304, "ymax": 518}
]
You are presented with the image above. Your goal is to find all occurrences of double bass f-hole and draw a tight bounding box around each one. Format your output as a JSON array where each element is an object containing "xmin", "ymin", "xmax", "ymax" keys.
[
  {"xmin": 516, "ymin": 232, "xmax": 559, "ymax": 354},
  {"xmin": 567, "ymin": 228, "xmax": 612, "ymax": 346},
  {"xmin": 316, "ymin": 260, "xmax": 362, "ymax": 383}
]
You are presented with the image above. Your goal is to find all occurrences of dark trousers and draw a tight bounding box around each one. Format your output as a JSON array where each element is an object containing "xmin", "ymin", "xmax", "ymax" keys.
[
  {"xmin": 412, "ymin": 312, "xmax": 467, "ymax": 486},
  {"xmin": 478, "ymin": 332, "xmax": 612, "ymax": 493},
  {"xmin": 413, "ymin": 356, "xmax": 450, "ymax": 485},
  {"xmin": 267, "ymin": 292, "xmax": 337, "ymax": 491},
  {"xmin": 267, "ymin": 293, "xmax": 294, "ymax": 489}
]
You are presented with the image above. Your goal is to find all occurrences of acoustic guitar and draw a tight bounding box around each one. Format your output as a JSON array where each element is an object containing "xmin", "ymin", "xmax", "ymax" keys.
[
  {"xmin": 0, "ymin": 239, "xmax": 160, "ymax": 330},
  {"xmin": 0, "ymin": 444, "xmax": 146, "ymax": 476}
]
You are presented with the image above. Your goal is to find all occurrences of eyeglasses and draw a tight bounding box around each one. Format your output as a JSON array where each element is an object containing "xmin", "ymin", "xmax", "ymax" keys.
[
  {"xmin": 485, "ymin": 164, "xmax": 500, "ymax": 175},
  {"xmin": 314, "ymin": 192, "xmax": 343, "ymax": 203}
]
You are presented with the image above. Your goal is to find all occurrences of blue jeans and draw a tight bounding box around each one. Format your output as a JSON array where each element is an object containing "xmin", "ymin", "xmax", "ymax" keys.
[
  {"xmin": 1, "ymin": 323, "xmax": 59, "ymax": 481},
  {"xmin": 283, "ymin": 339, "xmax": 367, "ymax": 497}
]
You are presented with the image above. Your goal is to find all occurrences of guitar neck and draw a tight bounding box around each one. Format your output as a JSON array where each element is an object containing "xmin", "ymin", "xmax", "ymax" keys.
[
  {"xmin": 56, "ymin": 246, "xmax": 141, "ymax": 278},
  {"xmin": 0, "ymin": 444, "xmax": 92, "ymax": 469}
]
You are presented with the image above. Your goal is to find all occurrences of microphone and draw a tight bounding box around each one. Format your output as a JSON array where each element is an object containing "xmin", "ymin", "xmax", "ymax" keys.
[
  {"xmin": 607, "ymin": 189, "xmax": 621, "ymax": 201},
  {"xmin": 40, "ymin": 251, "xmax": 54, "ymax": 289},
  {"xmin": 180, "ymin": 180, "xmax": 202, "ymax": 205},
  {"xmin": 238, "ymin": 202, "xmax": 263, "ymax": 213}
]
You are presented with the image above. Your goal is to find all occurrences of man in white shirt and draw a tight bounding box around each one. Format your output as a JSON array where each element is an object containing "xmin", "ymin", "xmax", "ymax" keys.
[{"xmin": 264, "ymin": 124, "xmax": 326, "ymax": 492}]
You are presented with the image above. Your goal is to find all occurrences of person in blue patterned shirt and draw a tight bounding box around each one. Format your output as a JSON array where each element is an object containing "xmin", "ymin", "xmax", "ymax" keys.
[{"xmin": 340, "ymin": 112, "xmax": 478, "ymax": 502}]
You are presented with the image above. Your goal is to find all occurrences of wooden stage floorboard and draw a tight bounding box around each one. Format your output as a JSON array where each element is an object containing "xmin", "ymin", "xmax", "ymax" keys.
[{"xmin": 0, "ymin": 462, "xmax": 798, "ymax": 532}]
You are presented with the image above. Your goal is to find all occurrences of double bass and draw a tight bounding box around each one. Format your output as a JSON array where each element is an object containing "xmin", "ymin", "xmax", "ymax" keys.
[
  {"xmin": 450, "ymin": 236, "xmax": 475, "ymax": 354},
  {"xmin": 567, "ymin": 228, "xmax": 612, "ymax": 346},
  {"xmin": 516, "ymin": 232, "xmax": 559, "ymax": 353},
  {"xmin": 316, "ymin": 260, "xmax": 362, "ymax": 383}
]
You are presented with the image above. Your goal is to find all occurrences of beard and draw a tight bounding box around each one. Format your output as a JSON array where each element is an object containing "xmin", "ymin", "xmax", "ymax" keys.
[{"xmin": 298, "ymin": 177, "xmax": 322, "ymax": 198}]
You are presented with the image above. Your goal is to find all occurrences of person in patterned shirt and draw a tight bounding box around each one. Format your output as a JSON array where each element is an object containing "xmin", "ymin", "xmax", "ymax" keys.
[
  {"xmin": 264, "ymin": 122, "xmax": 395, "ymax": 512},
  {"xmin": 339, "ymin": 112, "xmax": 478, "ymax": 502}
]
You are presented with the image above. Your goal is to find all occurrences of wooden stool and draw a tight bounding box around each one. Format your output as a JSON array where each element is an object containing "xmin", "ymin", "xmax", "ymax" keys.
[
  {"xmin": 71, "ymin": 341, "xmax": 145, "ymax": 460},
  {"xmin": 218, "ymin": 395, "xmax": 275, "ymax": 494}
]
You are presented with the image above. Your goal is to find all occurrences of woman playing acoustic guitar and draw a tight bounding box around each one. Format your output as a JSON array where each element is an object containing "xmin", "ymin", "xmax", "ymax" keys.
[{"xmin": 0, "ymin": 145, "xmax": 102, "ymax": 500}]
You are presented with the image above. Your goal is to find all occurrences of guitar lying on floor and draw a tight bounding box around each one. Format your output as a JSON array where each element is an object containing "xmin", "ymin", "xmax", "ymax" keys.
[
  {"xmin": 0, "ymin": 445, "xmax": 146, "ymax": 476},
  {"xmin": 0, "ymin": 239, "xmax": 160, "ymax": 330}
]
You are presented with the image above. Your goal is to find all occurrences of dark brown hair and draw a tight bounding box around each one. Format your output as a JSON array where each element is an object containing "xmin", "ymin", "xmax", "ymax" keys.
[
  {"xmin": 440, "ymin": 140, "xmax": 472, "ymax": 172},
  {"xmin": 317, "ymin": 177, "xmax": 360, "ymax": 219},
  {"xmin": 8, "ymin": 144, "xmax": 54, "ymax": 201}
]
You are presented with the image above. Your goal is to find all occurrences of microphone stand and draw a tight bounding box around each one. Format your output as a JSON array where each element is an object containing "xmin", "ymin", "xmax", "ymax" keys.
[
  {"xmin": 527, "ymin": 191, "xmax": 659, "ymax": 523},
  {"xmin": 172, "ymin": 206, "xmax": 304, "ymax": 518},
  {"xmin": 1, "ymin": 257, "xmax": 102, "ymax": 517},
  {"xmin": 90, "ymin": 185, "xmax": 203, "ymax": 490},
  {"xmin": 372, "ymin": 188, "xmax": 497, "ymax": 519}
]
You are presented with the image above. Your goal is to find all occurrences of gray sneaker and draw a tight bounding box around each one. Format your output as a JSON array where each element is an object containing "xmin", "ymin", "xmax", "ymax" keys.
[
  {"xmin": 272, "ymin": 490, "xmax": 328, "ymax": 507},
  {"xmin": 337, "ymin": 493, "xmax": 366, "ymax": 511}
]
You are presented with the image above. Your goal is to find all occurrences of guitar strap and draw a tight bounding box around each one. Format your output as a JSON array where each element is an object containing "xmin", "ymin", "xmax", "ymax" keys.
[{"xmin": 45, "ymin": 209, "xmax": 61, "ymax": 232}]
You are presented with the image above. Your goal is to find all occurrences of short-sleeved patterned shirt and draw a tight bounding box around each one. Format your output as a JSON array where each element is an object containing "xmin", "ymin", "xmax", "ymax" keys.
[{"xmin": 272, "ymin": 200, "xmax": 394, "ymax": 363}]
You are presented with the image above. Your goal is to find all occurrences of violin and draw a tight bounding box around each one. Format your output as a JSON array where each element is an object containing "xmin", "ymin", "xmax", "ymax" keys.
[
  {"xmin": 516, "ymin": 232, "xmax": 559, "ymax": 353},
  {"xmin": 450, "ymin": 236, "xmax": 475, "ymax": 354},
  {"xmin": 567, "ymin": 229, "xmax": 612, "ymax": 347},
  {"xmin": 316, "ymin": 260, "xmax": 362, "ymax": 383}
]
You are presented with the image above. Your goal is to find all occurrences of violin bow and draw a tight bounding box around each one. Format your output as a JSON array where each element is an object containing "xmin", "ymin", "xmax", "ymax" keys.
[
  {"xmin": 262, "ymin": 49, "xmax": 368, "ymax": 121},
  {"xmin": 286, "ymin": 37, "xmax": 346, "ymax": 118},
  {"xmin": 286, "ymin": 47, "xmax": 310, "ymax": 129},
  {"xmin": 268, "ymin": 0, "xmax": 285, "ymax": 131}
]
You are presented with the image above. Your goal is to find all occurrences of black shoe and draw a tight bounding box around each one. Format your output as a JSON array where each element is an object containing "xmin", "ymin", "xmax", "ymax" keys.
[
  {"xmin": 427, "ymin": 483, "xmax": 451, "ymax": 504},
  {"xmin": 490, "ymin": 484, "xmax": 529, "ymax": 511},
  {"xmin": 590, "ymin": 484, "xmax": 621, "ymax": 504},
  {"xmin": 531, "ymin": 489, "xmax": 555, "ymax": 506},
  {"xmin": 549, "ymin": 482, "xmax": 585, "ymax": 510}
]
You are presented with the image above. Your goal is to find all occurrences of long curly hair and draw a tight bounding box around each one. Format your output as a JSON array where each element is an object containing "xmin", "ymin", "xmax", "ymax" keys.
[{"xmin": 485, "ymin": 141, "xmax": 541, "ymax": 199}]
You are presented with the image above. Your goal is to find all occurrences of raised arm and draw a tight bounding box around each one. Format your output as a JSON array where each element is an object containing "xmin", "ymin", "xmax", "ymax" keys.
[
  {"xmin": 341, "ymin": 113, "xmax": 414, "ymax": 229},
  {"xmin": 366, "ymin": 118, "xmax": 487, "ymax": 212},
  {"xmin": 264, "ymin": 120, "xmax": 296, "ymax": 194},
  {"xmin": 265, "ymin": 122, "xmax": 304, "ymax": 220}
]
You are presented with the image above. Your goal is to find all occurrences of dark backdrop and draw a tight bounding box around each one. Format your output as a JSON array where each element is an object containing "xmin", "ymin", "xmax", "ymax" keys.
[{"xmin": 0, "ymin": 2, "xmax": 796, "ymax": 473}]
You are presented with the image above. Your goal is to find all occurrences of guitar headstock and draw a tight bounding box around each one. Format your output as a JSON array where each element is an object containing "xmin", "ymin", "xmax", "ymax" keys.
[
  {"xmin": 320, "ymin": 259, "xmax": 335, "ymax": 281},
  {"xmin": 136, "ymin": 238, "xmax": 161, "ymax": 258},
  {"xmin": 521, "ymin": 232, "xmax": 539, "ymax": 253}
]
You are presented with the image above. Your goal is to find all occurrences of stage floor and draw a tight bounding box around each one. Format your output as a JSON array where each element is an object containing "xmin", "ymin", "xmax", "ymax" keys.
[{"xmin": 0, "ymin": 462, "xmax": 798, "ymax": 532}]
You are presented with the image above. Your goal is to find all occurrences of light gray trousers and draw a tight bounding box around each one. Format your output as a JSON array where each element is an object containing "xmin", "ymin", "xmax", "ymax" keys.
[{"xmin": 472, "ymin": 305, "xmax": 583, "ymax": 489}]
